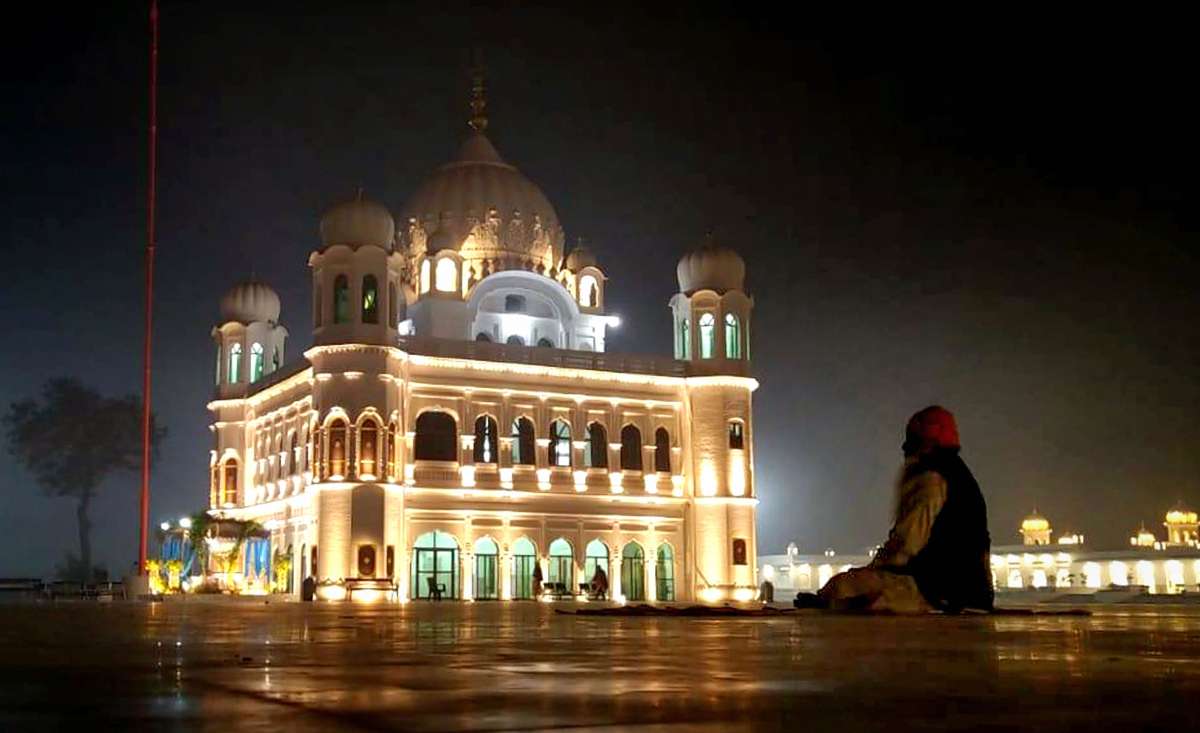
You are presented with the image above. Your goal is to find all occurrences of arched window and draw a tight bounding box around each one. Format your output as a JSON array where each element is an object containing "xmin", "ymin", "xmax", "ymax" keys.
[
  {"xmin": 419, "ymin": 259, "xmax": 431, "ymax": 294},
  {"xmin": 536, "ymin": 337, "xmax": 553, "ymax": 348},
  {"xmin": 414, "ymin": 411, "xmax": 458, "ymax": 462},
  {"xmin": 272, "ymin": 346, "xmax": 281, "ymax": 372},
  {"xmin": 473, "ymin": 415, "xmax": 498, "ymax": 464},
  {"xmin": 473, "ymin": 536, "xmax": 499, "ymax": 600},
  {"xmin": 358, "ymin": 420, "xmax": 378, "ymax": 477},
  {"xmin": 579, "ymin": 275, "xmax": 598, "ymax": 307},
  {"xmin": 585, "ymin": 422, "xmax": 607, "ymax": 468},
  {"xmin": 504, "ymin": 294, "xmax": 526, "ymax": 313},
  {"xmin": 328, "ymin": 419, "xmax": 347, "ymax": 478},
  {"xmin": 506, "ymin": 335, "xmax": 525, "ymax": 346},
  {"xmin": 654, "ymin": 427, "xmax": 671, "ymax": 473},
  {"xmin": 228, "ymin": 343, "xmax": 242, "ymax": 383},
  {"xmin": 475, "ymin": 332, "xmax": 491, "ymax": 342},
  {"xmin": 511, "ymin": 417, "xmax": 535, "ymax": 465},
  {"xmin": 728, "ymin": 421, "xmax": 744, "ymax": 450},
  {"xmin": 549, "ymin": 419, "xmax": 571, "ymax": 467},
  {"xmin": 584, "ymin": 539, "xmax": 609, "ymax": 587},
  {"xmin": 724, "ymin": 313, "xmax": 741, "ymax": 359},
  {"xmin": 698, "ymin": 312, "xmax": 715, "ymax": 359},
  {"xmin": 620, "ymin": 424, "xmax": 642, "ymax": 471},
  {"xmin": 289, "ymin": 432, "xmax": 299, "ymax": 475},
  {"xmin": 548, "ymin": 538, "xmax": 573, "ymax": 591},
  {"xmin": 333, "ymin": 274, "xmax": 350, "ymax": 324},
  {"xmin": 222, "ymin": 459, "xmax": 239, "ymax": 505},
  {"xmin": 511, "ymin": 537, "xmax": 537, "ymax": 599},
  {"xmin": 435, "ymin": 258, "xmax": 457, "ymax": 293},
  {"xmin": 361, "ymin": 275, "xmax": 379, "ymax": 323},
  {"xmin": 621, "ymin": 542, "xmax": 645, "ymax": 601},
  {"xmin": 656, "ymin": 543, "xmax": 675, "ymax": 601},
  {"xmin": 388, "ymin": 281, "xmax": 398, "ymax": 328},
  {"xmin": 250, "ymin": 343, "xmax": 264, "ymax": 383}
]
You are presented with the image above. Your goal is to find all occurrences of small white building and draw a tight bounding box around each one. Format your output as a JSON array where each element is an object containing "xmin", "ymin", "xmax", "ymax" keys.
[
  {"xmin": 204, "ymin": 77, "xmax": 759, "ymax": 603},
  {"xmin": 761, "ymin": 508, "xmax": 1200, "ymax": 598}
]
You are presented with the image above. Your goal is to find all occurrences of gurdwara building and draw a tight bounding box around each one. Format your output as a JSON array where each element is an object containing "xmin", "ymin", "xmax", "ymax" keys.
[{"xmin": 205, "ymin": 86, "xmax": 758, "ymax": 602}]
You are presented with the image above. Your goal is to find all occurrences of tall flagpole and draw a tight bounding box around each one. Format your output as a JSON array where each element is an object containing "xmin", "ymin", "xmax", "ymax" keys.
[{"xmin": 138, "ymin": 0, "xmax": 159, "ymax": 575}]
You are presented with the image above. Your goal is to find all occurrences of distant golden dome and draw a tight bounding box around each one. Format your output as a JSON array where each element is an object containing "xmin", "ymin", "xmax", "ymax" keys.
[
  {"xmin": 1021, "ymin": 513, "xmax": 1050, "ymax": 532},
  {"xmin": 1166, "ymin": 509, "xmax": 1198, "ymax": 524}
]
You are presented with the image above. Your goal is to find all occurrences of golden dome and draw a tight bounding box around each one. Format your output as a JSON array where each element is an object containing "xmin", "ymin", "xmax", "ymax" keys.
[
  {"xmin": 1166, "ymin": 509, "xmax": 1198, "ymax": 524},
  {"xmin": 1020, "ymin": 513, "xmax": 1050, "ymax": 532},
  {"xmin": 398, "ymin": 132, "xmax": 565, "ymax": 269}
]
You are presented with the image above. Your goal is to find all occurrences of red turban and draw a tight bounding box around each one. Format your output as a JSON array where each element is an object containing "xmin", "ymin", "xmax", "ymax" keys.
[{"xmin": 904, "ymin": 405, "xmax": 960, "ymax": 454}]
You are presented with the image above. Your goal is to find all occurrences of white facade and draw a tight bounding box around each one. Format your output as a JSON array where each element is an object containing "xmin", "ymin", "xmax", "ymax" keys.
[{"xmin": 204, "ymin": 89, "xmax": 759, "ymax": 603}]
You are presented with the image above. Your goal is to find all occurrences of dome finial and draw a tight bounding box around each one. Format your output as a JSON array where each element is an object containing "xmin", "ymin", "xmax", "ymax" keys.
[{"xmin": 468, "ymin": 52, "xmax": 487, "ymax": 133}]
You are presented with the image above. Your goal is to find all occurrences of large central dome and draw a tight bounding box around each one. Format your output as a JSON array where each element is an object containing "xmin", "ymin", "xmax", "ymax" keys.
[{"xmin": 398, "ymin": 130, "xmax": 566, "ymax": 276}]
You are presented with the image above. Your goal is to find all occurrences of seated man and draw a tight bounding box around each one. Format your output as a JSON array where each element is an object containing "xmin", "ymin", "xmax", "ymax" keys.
[{"xmin": 798, "ymin": 406, "xmax": 994, "ymax": 614}]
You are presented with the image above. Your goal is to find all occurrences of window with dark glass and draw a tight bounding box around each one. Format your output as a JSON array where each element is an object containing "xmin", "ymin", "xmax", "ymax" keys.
[
  {"xmin": 654, "ymin": 427, "xmax": 671, "ymax": 472},
  {"xmin": 585, "ymin": 422, "xmax": 607, "ymax": 468},
  {"xmin": 620, "ymin": 424, "xmax": 642, "ymax": 471},
  {"xmin": 728, "ymin": 421, "xmax": 744, "ymax": 450},
  {"xmin": 333, "ymin": 274, "xmax": 350, "ymax": 324},
  {"xmin": 511, "ymin": 417, "xmax": 535, "ymax": 465},
  {"xmin": 362, "ymin": 275, "xmax": 378, "ymax": 323},
  {"xmin": 550, "ymin": 420, "xmax": 571, "ymax": 467},
  {"xmin": 414, "ymin": 411, "xmax": 458, "ymax": 462}
]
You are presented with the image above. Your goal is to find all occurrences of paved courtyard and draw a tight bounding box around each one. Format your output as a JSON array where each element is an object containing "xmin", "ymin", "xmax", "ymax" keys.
[{"xmin": 1, "ymin": 600, "xmax": 1199, "ymax": 731}]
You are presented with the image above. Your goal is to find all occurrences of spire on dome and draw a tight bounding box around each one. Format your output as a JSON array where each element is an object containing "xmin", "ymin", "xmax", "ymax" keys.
[{"xmin": 468, "ymin": 55, "xmax": 487, "ymax": 133}]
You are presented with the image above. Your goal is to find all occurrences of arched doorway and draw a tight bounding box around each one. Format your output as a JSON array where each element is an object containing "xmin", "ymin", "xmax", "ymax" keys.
[
  {"xmin": 473, "ymin": 537, "xmax": 498, "ymax": 600},
  {"xmin": 584, "ymin": 539, "xmax": 609, "ymax": 589},
  {"xmin": 621, "ymin": 542, "xmax": 645, "ymax": 601},
  {"xmin": 411, "ymin": 530, "xmax": 459, "ymax": 600},
  {"xmin": 656, "ymin": 543, "xmax": 675, "ymax": 601},
  {"xmin": 511, "ymin": 537, "xmax": 537, "ymax": 600},
  {"xmin": 548, "ymin": 538, "xmax": 574, "ymax": 595}
]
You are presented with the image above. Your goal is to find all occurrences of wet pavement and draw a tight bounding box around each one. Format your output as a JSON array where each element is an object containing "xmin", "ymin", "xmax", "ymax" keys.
[{"xmin": 1, "ymin": 600, "xmax": 1199, "ymax": 731}]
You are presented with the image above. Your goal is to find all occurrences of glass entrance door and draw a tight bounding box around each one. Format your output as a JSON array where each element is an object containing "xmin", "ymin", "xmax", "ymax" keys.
[
  {"xmin": 412, "ymin": 530, "xmax": 459, "ymax": 599},
  {"xmin": 473, "ymin": 537, "xmax": 498, "ymax": 600},
  {"xmin": 511, "ymin": 537, "xmax": 536, "ymax": 599}
]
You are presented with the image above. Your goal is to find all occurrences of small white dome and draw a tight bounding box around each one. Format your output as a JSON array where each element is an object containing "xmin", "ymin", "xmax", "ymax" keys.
[
  {"xmin": 319, "ymin": 193, "xmax": 395, "ymax": 250},
  {"xmin": 220, "ymin": 280, "xmax": 280, "ymax": 324},
  {"xmin": 676, "ymin": 237, "xmax": 745, "ymax": 294}
]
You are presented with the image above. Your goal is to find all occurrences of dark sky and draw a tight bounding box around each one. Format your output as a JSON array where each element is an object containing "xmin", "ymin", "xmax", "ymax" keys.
[{"xmin": 2, "ymin": 4, "xmax": 1197, "ymax": 575}]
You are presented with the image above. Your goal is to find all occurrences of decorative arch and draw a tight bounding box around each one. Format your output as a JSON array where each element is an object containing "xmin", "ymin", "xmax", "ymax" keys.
[
  {"xmin": 584, "ymin": 539, "xmax": 610, "ymax": 588},
  {"xmin": 724, "ymin": 312, "xmax": 742, "ymax": 359},
  {"xmin": 411, "ymin": 530, "xmax": 460, "ymax": 600},
  {"xmin": 654, "ymin": 427, "xmax": 671, "ymax": 473},
  {"xmin": 435, "ymin": 257, "xmax": 458, "ymax": 293},
  {"xmin": 656, "ymin": 541, "xmax": 676, "ymax": 601},
  {"xmin": 228, "ymin": 342, "xmax": 243, "ymax": 383},
  {"xmin": 585, "ymin": 422, "xmax": 607, "ymax": 468},
  {"xmin": 327, "ymin": 416, "xmax": 349, "ymax": 479},
  {"xmin": 415, "ymin": 410, "xmax": 458, "ymax": 462},
  {"xmin": 511, "ymin": 536, "xmax": 538, "ymax": 600},
  {"xmin": 548, "ymin": 537, "xmax": 574, "ymax": 591},
  {"xmin": 549, "ymin": 419, "xmax": 572, "ymax": 467},
  {"xmin": 698, "ymin": 312, "xmax": 716, "ymax": 359},
  {"xmin": 620, "ymin": 424, "xmax": 642, "ymax": 471},
  {"xmin": 356, "ymin": 411, "xmax": 382, "ymax": 479},
  {"xmin": 362, "ymin": 274, "xmax": 379, "ymax": 323},
  {"xmin": 511, "ymin": 416, "xmax": 536, "ymax": 465},
  {"xmin": 620, "ymin": 541, "xmax": 646, "ymax": 602},
  {"xmin": 221, "ymin": 456, "xmax": 239, "ymax": 506},
  {"xmin": 728, "ymin": 420, "xmax": 745, "ymax": 450},
  {"xmin": 473, "ymin": 414, "xmax": 499, "ymax": 464},
  {"xmin": 333, "ymin": 274, "xmax": 350, "ymax": 323}
]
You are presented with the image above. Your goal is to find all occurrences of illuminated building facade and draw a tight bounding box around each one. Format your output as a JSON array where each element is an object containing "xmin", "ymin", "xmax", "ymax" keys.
[
  {"xmin": 761, "ymin": 506, "xmax": 1200, "ymax": 599},
  {"xmin": 204, "ymin": 83, "xmax": 758, "ymax": 602}
]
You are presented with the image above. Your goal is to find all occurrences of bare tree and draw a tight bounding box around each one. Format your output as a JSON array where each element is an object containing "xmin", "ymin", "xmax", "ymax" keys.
[{"xmin": 4, "ymin": 378, "xmax": 164, "ymax": 581}]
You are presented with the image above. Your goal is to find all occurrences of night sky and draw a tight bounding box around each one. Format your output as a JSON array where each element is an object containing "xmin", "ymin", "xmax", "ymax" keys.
[{"xmin": 2, "ymin": 4, "xmax": 1197, "ymax": 576}]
